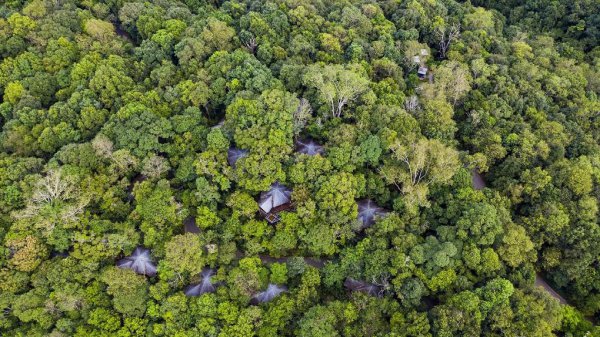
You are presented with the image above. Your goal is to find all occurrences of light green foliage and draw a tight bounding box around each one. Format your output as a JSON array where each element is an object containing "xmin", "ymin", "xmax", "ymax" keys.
[
  {"xmin": 315, "ymin": 173, "xmax": 360, "ymax": 226},
  {"xmin": 101, "ymin": 267, "xmax": 149, "ymax": 317},
  {"xmin": 133, "ymin": 180, "xmax": 179, "ymax": 247},
  {"xmin": 5, "ymin": 235, "xmax": 47, "ymax": 272},
  {"xmin": 160, "ymin": 233, "xmax": 204, "ymax": 281},
  {"xmin": 303, "ymin": 63, "xmax": 371, "ymax": 118},
  {"xmin": 87, "ymin": 308, "xmax": 121, "ymax": 332},
  {"xmin": 463, "ymin": 7, "xmax": 495, "ymax": 33},
  {"xmin": 381, "ymin": 137, "xmax": 460, "ymax": 208},
  {"xmin": 7, "ymin": 13, "xmax": 36, "ymax": 36},
  {"xmin": 226, "ymin": 89, "xmax": 296, "ymax": 156},
  {"xmin": 227, "ymin": 257, "xmax": 266, "ymax": 303},
  {"xmin": 84, "ymin": 19, "xmax": 115, "ymax": 41},
  {"xmin": 0, "ymin": 0, "xmax": 598, "ymax": 335},
  {"xmin": 225, "ymin": 89, "xmax": 297, "ymax": 191},
  {"xmin": 497, "ymin": 224, "xmax": 535, "ymax": 268},
  {"xmin": 4, "ymin": 81, "xmax": 24, "ymax": 104},
  {"xmin": 176, "ymin": 17, "xmax": 236, "ymax": 65},
  {"xmin": 269, "ymin": 263, "xmax": 288, "ymax": 284}
]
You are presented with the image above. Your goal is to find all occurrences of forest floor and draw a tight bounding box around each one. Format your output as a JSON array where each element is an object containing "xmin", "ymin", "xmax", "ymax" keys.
[{"xmin": 471, "ymin": 169, "xmax": 486, "ymax": 190}]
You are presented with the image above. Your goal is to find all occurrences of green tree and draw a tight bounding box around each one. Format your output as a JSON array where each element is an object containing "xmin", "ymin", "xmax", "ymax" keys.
[
  {"xmin": 381, "ymin": 138, "xmax": 460, "ymax": 208},
  {"xmin": 159, "ymin": 233, "xmax": 204, "ymax": 282},
  {"xmin": 133, "ymin": 179, "xmax": 180, "ymax": 247},
  {"xmin": 101, "ymin": 267, "xmax": 149, "ymax": 317},
  {"xmin": 303, "ymin": 64, "xmax": 371, "ymax": 118}
]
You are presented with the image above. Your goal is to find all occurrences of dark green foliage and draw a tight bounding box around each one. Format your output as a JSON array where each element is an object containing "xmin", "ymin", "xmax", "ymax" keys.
[{"xmin": 0, "ymin": 0, "xmax": 598, "ymax": 336}]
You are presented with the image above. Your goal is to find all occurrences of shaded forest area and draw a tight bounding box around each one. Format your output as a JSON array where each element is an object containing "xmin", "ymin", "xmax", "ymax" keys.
[{"xmin": 0, "ymin": 0, "xmax": 599, "ymax": 336}]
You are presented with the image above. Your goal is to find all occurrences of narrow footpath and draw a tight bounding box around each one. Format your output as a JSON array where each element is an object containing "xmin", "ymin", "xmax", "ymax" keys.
[
  {"xmin": 472, "ymin": 169, "xmax": 570, "ymax": 305},
  {"xmin": 534, "ymin": 275, "xmax": 567, "ymax": 304}
]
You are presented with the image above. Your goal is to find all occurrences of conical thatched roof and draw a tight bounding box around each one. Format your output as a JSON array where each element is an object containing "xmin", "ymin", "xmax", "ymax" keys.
[
  {"xmin": 117, "ymin": 247, "xmax": 157, "ymax": 276},
  {"xmin": 296, "ymin": 139, "xmax": 324, "ymax": 156},
  {"xmin": 227, "ymin": 148, "xmax": 249, "ymax": 168},
  {"xmin": 344, "ymin": 278, "xmax": 383, "ymax": 297},
  {"xmin": 184, "ymin": 269, "xmax": 220, "ymax": 296},
  {"xmin": 250, "ymin": 284, "xmax": 287, "ymax": 304},
  {"xmin": 357, "ymin": 199, "xmax": 387, "ymax": 229}
]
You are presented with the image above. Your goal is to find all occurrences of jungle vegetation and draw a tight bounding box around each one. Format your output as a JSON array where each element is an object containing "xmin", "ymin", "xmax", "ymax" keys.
[{"xmin": 0, "ymin": 0, "xmax": 599, "ymax": 336}]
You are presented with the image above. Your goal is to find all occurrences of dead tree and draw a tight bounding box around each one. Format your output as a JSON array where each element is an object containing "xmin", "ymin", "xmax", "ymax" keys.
[
  {"xmin": 436, "ymin": 23, "xmax": 460, "ymax": 58},
  {"xmin": 242, "ymin": 35, "xmax": 257, "ymax": 54}
]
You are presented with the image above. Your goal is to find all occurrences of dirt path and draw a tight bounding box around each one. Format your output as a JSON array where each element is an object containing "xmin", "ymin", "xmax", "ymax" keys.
[
  {"xmin": 471, "ymin": 169, "xmax": 486, "ymax": 190},
  {"xmin": 534, "ymin": 274, "xmax": 568, "ymax": 304},
  {"xmin": 257, "ymin": 254, "xmax": 325, "ymax": 269}
]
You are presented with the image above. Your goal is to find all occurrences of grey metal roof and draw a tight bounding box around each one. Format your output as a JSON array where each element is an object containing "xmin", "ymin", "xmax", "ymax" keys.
[
  {"xmin": 296, "ymin": 139, "xmax": 324, "ymax": 156},
  {"xmin": 357, "ymin": 199, "xmax": 387, "ymax": 229},
  {"xmin": 259, "ymin": 182, "xmax": 292, "ymax": 213},
  {"xmin": 184, "ymin": 269, "xmax": 219, "ymax": 296},
  {"xmin": 250, "ymin": 284, "xmax": 287, "ymax": 304},
  {"xmin": 117, "ymin": 247, "xmax": 157, "ymax": 276},
  {"xmin": 227, "ymin": 148, "xmax": 249, "ymax": 168}
]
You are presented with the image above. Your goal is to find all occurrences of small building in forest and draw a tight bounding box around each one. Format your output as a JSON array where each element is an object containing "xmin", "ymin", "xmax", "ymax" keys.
[
  {"xmin": 356, "ymin": 199, "xmax": 387, "ymax": 230},
  {"xmin": 417, "ymin": 66, "xmax": 428, "ymax": 79},
  {"xmin": 184, "ymin": 269, "xmax": 220, "ymax": 296},
  {"xmin": 250, "ymin": 284, "xmax": 287, "ymax": 305},
  {"xmin": 259, "ymin": 182, "xmax": 293, "ymax": 224},
  {"xmin": 117, "ymin": 247, "xmax": 157, "ymax": 277},
  {"xmin": 296, "ymin": 139, "xmax": 324, "ymax": 156},
  {"xmin": 227, "ymin": 147, "xmax": 249, "ymax": 168}
]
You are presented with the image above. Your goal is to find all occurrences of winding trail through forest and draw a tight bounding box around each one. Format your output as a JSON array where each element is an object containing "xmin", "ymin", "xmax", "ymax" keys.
[{"xmin": 471, "ymin": 170, "xmax": 571, "ymax": 306}]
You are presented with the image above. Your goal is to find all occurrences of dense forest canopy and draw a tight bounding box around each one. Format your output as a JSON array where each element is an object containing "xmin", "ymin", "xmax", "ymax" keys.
[{"xmin": 0, "ymin": 0, "xmax": 599, "ymax": 336}]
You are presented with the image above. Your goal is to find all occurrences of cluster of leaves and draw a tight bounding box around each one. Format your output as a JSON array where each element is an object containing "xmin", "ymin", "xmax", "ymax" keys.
[{"xmin": 0, "ymin": 0, "xmax": 598, "ymax": 336}]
